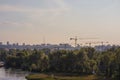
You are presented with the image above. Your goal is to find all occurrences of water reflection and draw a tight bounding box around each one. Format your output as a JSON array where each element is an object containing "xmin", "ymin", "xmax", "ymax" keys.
[{"xmin": 0, "ymin": 67, "xmax": 29, "ymax": 80}]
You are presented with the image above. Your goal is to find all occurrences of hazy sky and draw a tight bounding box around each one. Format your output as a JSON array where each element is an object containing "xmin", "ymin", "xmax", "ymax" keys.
[{"xmin": 0, "ymin": 0, "xmax": 120, "ymax": 45}]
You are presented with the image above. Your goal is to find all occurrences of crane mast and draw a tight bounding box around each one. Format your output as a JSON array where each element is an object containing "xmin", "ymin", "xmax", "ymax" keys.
[
  {"xmin": 70, "ymin": 36, "xmax": 98, "ymax": 47},
  {"xmin": 70, "ymin": 36, "xmax": 77, "ymax": 47}
]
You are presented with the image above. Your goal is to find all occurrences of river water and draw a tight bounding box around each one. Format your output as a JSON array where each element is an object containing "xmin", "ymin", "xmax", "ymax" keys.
[{"xmin": 0, "ymin": 67, "xmax": 29, "ymax": 80}]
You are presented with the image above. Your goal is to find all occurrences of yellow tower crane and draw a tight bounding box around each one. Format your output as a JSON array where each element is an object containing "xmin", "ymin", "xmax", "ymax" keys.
[
  {"xmin": 85, "ymin": 41, "xmax": 109, "ymax": 47},
  {"xmin": 70, "ymin": 36, "xmax": 97, "ymax": 47}
]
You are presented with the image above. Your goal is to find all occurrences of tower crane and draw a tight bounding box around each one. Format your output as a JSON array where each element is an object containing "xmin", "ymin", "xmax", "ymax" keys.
[
  {"xmin": 70, "ymin": 36, "xmax": 78, "ymax": 47},
  {"xmin": 100, "ymin": 41, "xmax": 109, "ymax": 46},
  {"xmin": 85, "ymin": 41, "xmax": 109, "ymax": 47},
  {"xmin": 70, "ymin": 36, "xmax": 97, "ymax": 47},
  {"xmin": 85, "ymin": 42, "xmax": 97, "ymax": 47}
]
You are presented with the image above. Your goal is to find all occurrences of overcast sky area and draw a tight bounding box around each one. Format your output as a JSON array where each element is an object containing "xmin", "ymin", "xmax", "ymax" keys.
[{"xmin": 0, "ymin": 0, "xmax": 120, "ymax": 45}]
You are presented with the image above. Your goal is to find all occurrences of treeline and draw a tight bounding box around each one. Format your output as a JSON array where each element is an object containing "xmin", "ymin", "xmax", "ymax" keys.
[{"xmin": 0, "ymin": 47, "xmax": 120, "ymax": 79}]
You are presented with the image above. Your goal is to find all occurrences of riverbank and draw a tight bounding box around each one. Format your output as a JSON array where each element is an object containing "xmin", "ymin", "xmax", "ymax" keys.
[
  {"xmin": 26, "ymin": 73, "xmax": 105, "ymax": 80},
  {"xmin": 0, "ymin": 61, "xmax": 4, "ymax": 67}
]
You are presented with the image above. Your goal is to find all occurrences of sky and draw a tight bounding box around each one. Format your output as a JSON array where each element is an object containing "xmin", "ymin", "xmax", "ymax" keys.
[{"xmin": 0, "ymin": 0, "xmax": 120, "ymax": 45}]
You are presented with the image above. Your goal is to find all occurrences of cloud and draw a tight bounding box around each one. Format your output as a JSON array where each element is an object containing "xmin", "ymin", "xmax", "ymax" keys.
[
  {"xmin": 0, "ymin": 21, "xmax": 33, "ymax": 28},
  {"xmin": 0, "ymin": 0, "xmax": 70, "ymax": 16},
  {"xmin": 0, "ymin": 0, "xmax": 70, "ymax": 29}
]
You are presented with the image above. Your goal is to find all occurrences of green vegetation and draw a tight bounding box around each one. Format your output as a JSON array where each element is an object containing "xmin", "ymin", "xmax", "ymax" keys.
[
  {"xmin": 0, "ymin": 47, "xmax": 120, "ymax": 80},
  {"xmin": 26, "ymin": 74, "xmax": 52, "ymax": 80},
  {"xmin": 26, "ymin": 73, "xmax": 107, "ymax": 80},
  {"xmin": 26, "ymin": 73, "xmax": 99, "ymax": 80}
]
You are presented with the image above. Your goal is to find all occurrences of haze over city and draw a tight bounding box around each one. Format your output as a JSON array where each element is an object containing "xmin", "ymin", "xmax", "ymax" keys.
[{"xmin": 0, "ymin": 0, "xmax": 120, "ymax": 45}]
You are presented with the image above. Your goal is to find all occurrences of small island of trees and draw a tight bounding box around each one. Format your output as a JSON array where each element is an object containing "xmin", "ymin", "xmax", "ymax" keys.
[{"xmin": 0, "ymin": 47, "xmax": 120, "ymax": 80}]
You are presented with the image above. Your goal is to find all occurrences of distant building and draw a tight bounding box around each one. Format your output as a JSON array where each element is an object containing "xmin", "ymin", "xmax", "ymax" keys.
[
  {"xmin": 13, "ymin": 43, "xmax": 16, "ymax": 46},
  {"xmin": 16, "ymin": 43, "xmax": 19, "ymax": 46},
  {"xmin": 22, "ymin": 43, "xmax": 25, "ymax": 46},
  {"xmin": 7, "ymin": 41, "xmax": 10, "ymax": 45},
  {"xmin": 0, "ymin": 42, "xmax": 2, "ymax": 45},
  {"xmin": 94, "ymin": 45, "xmax": 112, "ymax": 51}
]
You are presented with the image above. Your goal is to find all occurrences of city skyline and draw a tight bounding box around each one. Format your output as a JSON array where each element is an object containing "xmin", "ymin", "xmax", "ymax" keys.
[{"xmin": 0, "ymin": 0, "xmax": 120, "ymax": 45}]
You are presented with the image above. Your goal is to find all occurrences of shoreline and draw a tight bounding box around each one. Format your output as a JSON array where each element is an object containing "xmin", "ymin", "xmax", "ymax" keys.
[{"xmin": 25, "ymin": 73, "xmax": 103, "ymax": 80}]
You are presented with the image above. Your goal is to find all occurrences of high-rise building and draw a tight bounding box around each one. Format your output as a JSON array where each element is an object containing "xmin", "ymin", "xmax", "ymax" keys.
[
  {"xmin": 22, "ymin": 43, "xmax": 25, "ymax": 46},
  {"xmin": 7, "ymin": 41, "xmax": 10, "ymax": 45},
  {"xmin": 16, "ymin": 43, "xmax": 19, "ymax": 46},
  {"xmin": 0, "ymin": 42, "xmax": 2, "ymax": 45}
]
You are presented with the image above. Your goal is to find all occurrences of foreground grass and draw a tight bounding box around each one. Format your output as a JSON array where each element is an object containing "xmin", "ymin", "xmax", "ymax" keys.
[{"xmin": 26, "ymin": 73, "xmax": 104, "ymax": 80}]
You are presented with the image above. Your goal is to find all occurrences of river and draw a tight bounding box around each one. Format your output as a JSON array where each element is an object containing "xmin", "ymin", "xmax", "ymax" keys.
[{"xmin": 0, "ymin": 67, "xmax": 29, "ymax": 80}]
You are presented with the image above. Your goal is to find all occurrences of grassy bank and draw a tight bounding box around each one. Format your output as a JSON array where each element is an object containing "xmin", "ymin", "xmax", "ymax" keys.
[{"xmin": 26, "ymin": 73, "xmax": 104, "ymax": 80}]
